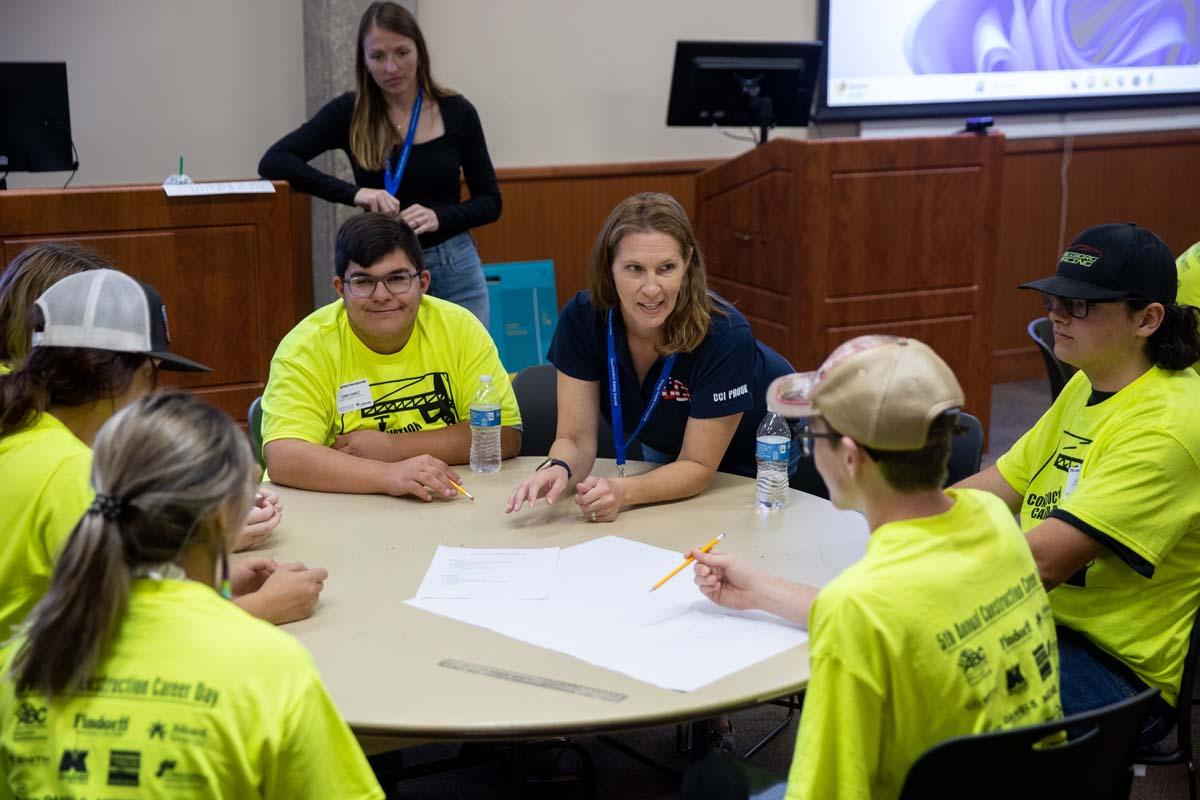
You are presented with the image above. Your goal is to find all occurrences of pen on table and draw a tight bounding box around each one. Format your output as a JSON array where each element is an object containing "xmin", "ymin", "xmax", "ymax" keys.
[
  {"xmin": 449, "ymin": 480, "xmax": 475, "ymax": 502},
  {"xmin": 178, "ymin": 155, "xmax": 183, "ymax": 177},
  {"xmin": 650, "ymin": 533, "xmax": 725, "ymax": 592}
]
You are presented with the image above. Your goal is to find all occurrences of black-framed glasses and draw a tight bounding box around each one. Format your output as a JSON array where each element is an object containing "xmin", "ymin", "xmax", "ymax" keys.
[
  {"xmin": 1040, "ymin": 292, "xmax": 1096, "ymax": 320},
  {"xmin": 794, "ymin": 419, "xmax": 841, "ymax": 458},
  {"xmin": 345, "ymin": 271, "xmax": 418, "ymax": 298}
]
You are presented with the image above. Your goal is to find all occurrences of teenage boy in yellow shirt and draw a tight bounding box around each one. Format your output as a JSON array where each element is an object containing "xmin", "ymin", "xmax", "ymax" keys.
[
  {"xmin": 690, "ymin": 336, "xmax": 1062, "ymax": 800},
  {"xmin": 263, "ymin": 213, "xmax": 522, "ymax": 498},
  {"xmin": 960, "ymin": 223, "xmax": 1200, "ymax": 744}
]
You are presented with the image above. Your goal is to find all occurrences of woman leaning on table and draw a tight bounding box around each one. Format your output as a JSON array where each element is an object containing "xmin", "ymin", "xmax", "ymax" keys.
[
  {"xmin": 507, "ymin": 192, "xmax": 796, "ymax": 524},
  {"xmin": 0, "ymin": 392, "xmax": 382, "ymax": 800},
  {"xmin": 258, "ymin": 1, "xmax": 500, "ymax": 325}
]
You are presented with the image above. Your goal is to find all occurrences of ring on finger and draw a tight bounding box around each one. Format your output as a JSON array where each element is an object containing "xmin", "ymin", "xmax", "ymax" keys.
[{"xmin": 589, "ymin": 511, "xmax": 597, "ymax": 522}]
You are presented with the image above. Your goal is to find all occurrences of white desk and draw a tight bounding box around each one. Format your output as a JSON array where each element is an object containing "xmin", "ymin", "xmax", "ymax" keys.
[{"xmin": 253, "ymin": 458, "xmax": 868, "ymax": 740}]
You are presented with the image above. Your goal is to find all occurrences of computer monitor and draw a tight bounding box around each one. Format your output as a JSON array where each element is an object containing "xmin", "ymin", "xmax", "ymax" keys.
[
  {"xmin": 0, "ymin": 62, "xmax": 77, "ymax": 186},
  {"xmin": 666, "ymin": 41, "xmax": 823, "ymax": 145}
]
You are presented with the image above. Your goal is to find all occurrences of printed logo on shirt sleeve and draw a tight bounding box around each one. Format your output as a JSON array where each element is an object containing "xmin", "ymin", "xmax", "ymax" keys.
[{"xmin": 712, "ymin": 383, "xmax": 749, "ymax": 403}]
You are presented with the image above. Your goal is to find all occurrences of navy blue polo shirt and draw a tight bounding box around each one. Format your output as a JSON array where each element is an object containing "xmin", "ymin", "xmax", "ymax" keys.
[{"xmin": 547, "ymin": 291, "xmax": 793, "ymax": 477}]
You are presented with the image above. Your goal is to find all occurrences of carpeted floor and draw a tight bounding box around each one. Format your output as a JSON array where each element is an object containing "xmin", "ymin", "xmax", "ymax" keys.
[{"xmin": 376, "ymin": 381, "xmax": 1195, "ymax": 799}]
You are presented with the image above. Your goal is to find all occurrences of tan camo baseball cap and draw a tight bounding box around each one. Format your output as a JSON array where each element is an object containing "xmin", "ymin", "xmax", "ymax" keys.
[{"xmin": 766, "ymin": 335, "xmax": 963, "ymax": 451}]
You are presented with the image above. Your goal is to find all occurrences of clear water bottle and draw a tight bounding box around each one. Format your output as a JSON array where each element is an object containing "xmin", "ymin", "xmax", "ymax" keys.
[
  {"xmin": 756, "ymin": 412, "xmax": 791, "ymax": 509},
  {"xmin": 469, "ymin": 375, "xmax": 502, "ymax": 474}
]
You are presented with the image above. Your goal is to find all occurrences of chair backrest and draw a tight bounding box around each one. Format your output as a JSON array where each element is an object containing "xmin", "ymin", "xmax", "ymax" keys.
[
  {"xmin": 511, "ymin": 364, "xmax": 634, "ymax": 461},
  {"xmin": 247, "ymin": 395, "xmax": 265, "ymax": 467},
  {"xmin": 945, "ymin": 411, "xmax": 984, "ymax": 486},
  {"xmin": 1136, "ymin": 603, "xmax": 1200, "ymax": 768},
  {"xmin": 1027, "ymin": 317, "xmax": 1076, "ymax": 401},
  {"xmin": 899, "ymin": 688, "xmax": 1160, "ymax": 800}
]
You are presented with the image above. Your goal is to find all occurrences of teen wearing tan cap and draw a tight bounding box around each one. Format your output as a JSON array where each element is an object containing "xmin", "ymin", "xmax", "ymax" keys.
[
  {"xmin": 959, "ymin": 223, "xmax": 1200, "ymax": 744},
  {"xmin": 689, "ymin": 336, "xmax": 1061, "ymax": 800}
]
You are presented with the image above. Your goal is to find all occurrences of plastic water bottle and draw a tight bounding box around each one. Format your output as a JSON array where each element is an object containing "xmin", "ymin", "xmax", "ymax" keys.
[
  {"xmin": 756, "ymin": 412, "xmax": 791, "ymax": 509},
  {"xmin": 469, "ymin": 375, "xmax": 502, "ymax": 474}
]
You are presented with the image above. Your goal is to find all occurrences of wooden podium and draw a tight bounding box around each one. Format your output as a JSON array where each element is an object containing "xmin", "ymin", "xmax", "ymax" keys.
[
  {"xmin": 0, "ymin": 182, "xmax": 312, "ymax": 423},
  {"xmin": 696, "ymin": 133, "xmax": 1004, "ymax": 436}
]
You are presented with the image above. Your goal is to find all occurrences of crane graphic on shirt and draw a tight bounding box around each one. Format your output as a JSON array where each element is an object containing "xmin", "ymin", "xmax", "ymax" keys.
[{"xmin": 339, "ymin": 372, "xmax": 459, "ymax": 433}]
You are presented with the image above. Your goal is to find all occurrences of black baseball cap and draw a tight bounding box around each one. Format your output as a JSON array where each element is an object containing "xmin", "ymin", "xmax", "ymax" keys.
[{"xmin": 1020, "ymin": 223, "xmax": 1177, "ymax": 304}]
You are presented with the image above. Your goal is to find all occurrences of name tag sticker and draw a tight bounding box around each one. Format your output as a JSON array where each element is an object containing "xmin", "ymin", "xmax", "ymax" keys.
[
  {"xmin": 1063, "ymin": 464, "xmax": 1081, "ymax": 498},
  {"xmin": 336, "ymin": 379, "xmax": 374, "ymax": 415}
]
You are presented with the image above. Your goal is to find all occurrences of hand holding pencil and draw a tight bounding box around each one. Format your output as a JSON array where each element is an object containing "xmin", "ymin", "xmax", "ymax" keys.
[
  {"xmin": 651, "ymin": 533, "xmax": 725, "ymax": 592},
  {"xmin": 688, "ymin": 540, "xmax": 769, "ymax": 612}
]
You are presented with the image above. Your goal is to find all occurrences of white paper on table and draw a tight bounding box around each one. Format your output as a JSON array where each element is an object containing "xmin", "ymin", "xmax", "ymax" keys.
[
  {"xmin": 162, "ymin": 180, "xmax": 276, "ymax": 197},
  {"xmin": 415, "ymin": 546, "xmax": 560, "ymax": 600},
  {"xmin": 406, "ymin": 536, "xmax": 809, "ymax": 692}
]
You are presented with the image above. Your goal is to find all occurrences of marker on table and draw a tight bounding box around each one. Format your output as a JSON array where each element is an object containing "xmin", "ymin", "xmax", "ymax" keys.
[
  {"xmin": 650, "ymin": 533, "xmax": 725, "ymax": 592},
  {"xmin": 449, "ymin": 479, "xmax": 475, "ymax": 502}
]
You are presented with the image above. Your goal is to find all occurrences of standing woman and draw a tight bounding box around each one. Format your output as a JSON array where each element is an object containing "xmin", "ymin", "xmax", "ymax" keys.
[
  {"xmin": 507, "ymin": 192, "xmax": 796, "ymax": 524},
  {"xmin": 0, "ymin": 392, "xmax": 383, "ymax": 799},
  {"xmin": 259, "ymin": 1, "xmax": 500, "ymax": 325}
]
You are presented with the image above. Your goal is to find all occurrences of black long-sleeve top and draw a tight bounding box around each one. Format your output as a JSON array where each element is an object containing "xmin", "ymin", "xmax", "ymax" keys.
[{"xmin": 258, "ymin": 92, "xmax": 501, "ymax": 248}]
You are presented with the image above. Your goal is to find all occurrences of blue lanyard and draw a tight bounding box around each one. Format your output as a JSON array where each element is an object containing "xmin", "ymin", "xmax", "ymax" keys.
[
  {"xmin": 384, "ymin": 88, "xmax": 423, "ymax": 197},
  {"xmin": 606, "ymin": 310, "xmax": 677, "ymax": 475}
]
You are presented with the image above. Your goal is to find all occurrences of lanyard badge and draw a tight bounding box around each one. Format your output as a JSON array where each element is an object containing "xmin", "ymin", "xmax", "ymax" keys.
[
  {"xmin": 384, "ymin": 87, "xmax": 424, "ymax": 198},
  {"xmin": 606, "ymin": 310, "xmax": 677, "ymax": 476}
]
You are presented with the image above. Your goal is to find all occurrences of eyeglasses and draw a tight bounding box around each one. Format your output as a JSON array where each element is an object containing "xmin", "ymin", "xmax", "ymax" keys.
[
  {"xmin": 1040, "ymin": 292, "xmax": 1101, "ymax": 320},
  {"xmin": 795, "ymin": 419, "xmax": 841, "ymax": 457},
  {"xmin": 344, "ymin": 272, "xmax": 419, "ymax": 298}
]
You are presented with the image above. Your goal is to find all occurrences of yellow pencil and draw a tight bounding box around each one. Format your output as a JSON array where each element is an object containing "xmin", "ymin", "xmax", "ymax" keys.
[
  {"xmin": 449, "ymin": 480, "xmax": 475, "ymax": 502},
  {"xmin": 650, "ymin": 533, "xmax": 725, "ymax": 592}
]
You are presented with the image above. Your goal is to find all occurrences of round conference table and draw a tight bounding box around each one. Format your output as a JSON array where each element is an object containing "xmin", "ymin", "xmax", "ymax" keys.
[{"xmin": 251, "ymin": 457, "xmax": 869, "ymax": 742}]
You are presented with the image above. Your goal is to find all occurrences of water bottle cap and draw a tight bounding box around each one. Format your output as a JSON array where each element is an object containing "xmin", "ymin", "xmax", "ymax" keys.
[{"xmin": 479, "ymin": 374, "xmax": 492, "ymax": 383}]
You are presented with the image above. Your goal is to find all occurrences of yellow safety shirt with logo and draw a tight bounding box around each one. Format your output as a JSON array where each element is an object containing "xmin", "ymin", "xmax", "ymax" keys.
[
  {"xmin": 0, "ymin": 411, "xmax": 93, "ymax": 641},
  {"xmin": 785, "ymin": 489, "xmax": 1062, "ymax": 800},
  {"xmin": 996, "ymin": 366, "xmax": 1200, "ymax": 705},
  {"xmin": 262, "ymin": 295, "xmax": 520, "ymax": 448},
  {"xmin": 0, "ymin": 579, "xmax": 383, "ymax": 800}
]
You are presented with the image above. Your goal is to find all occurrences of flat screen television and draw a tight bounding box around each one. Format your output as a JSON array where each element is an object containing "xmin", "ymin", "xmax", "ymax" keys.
[{"xmin": 816, "ymin": 0, "xmax": 1200, "ymax": 120}]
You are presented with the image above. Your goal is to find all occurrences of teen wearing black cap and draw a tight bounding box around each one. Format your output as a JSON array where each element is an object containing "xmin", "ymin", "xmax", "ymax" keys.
[{"xmin": 958, "ymin": 222, "xmax": 1200, "ymax": 743}]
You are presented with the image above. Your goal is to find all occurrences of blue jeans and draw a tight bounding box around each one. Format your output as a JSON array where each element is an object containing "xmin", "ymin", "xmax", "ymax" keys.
[
  {"xmin": 1057, "ymin": 625, "xmax": 1174, "ymax": 745},
  {"xmin": 424, "ymin": 232, "xmax": 489, "ymax": 327},
  {"xmin": 641, "ymin": 443, "xmax": 801, "ymax": 477}
]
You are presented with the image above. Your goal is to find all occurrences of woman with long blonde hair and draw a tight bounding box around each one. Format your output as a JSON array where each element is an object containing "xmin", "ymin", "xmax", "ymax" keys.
[{"xmin": 259, "ymin": 1, "xmax": 499, "ymax": 325}]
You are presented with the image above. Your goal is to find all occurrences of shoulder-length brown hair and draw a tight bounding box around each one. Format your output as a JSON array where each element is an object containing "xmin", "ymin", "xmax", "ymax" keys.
[
  {"xmin": 587, "ymin": 192, "xmax": 723, "ymax": 355},
  {"xmin": 349, "ymin": 2, "xmax": 455, "ymax": 171}
]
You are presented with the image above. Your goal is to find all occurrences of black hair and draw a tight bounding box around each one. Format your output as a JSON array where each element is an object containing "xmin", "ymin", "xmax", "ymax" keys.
[
  {"xmin": 1127, "ymin": 299, "xmax": 1200, "ymax": 371},
  {"xmin": 334, "ymin": 213, "xmax": 425, "ymax": 279}
]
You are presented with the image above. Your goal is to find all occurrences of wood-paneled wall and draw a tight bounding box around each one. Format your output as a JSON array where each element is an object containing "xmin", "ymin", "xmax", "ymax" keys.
[
  {"xmin": 475, "ymin": 129, "xmax": 1200, "ymax": 387},
  {"xmin": 993, "ymin": 130, "xmax": 1200, "ymax": 382},
  {"xmin": 471, "ymin": 160, "xmax": 716, "ymax": 310}
]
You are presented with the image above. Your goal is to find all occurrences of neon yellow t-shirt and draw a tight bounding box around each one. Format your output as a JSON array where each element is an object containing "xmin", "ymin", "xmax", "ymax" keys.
[
  {"xmin": 262, "ymin": 296, "xmax": 520, "ymax": 448},
  {"xmin": 996, "ymin": 366, "xmax": 1200, "ymax": 705},
  {"xmin": 0, "ymin": 579, "xmax": 383, "ymax": 800},
  {"xmin": 785, "ymin": 489, "xmax": 1062, "ymax": 800},
  {"xmin": 1178, "ymin": 241, "xmax": 1200, "ymax": 372},
  {"xmin": 0, "ymin": 411, "xmax": 93, "ymax": 641}
]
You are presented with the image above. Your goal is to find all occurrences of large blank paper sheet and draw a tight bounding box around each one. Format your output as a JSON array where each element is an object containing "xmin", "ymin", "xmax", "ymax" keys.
[{"xmin": 406, "ymin": 536, "xmax": 807, "ymax": 692}]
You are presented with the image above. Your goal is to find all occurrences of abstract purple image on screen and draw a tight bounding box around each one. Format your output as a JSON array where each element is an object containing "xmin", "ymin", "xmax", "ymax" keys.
[{"xmin": 905, "ymin": 0, "xmax": 1199, "ymax": 74}]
